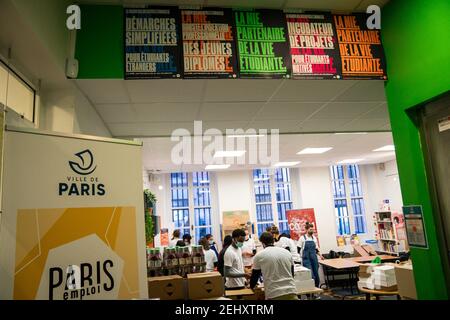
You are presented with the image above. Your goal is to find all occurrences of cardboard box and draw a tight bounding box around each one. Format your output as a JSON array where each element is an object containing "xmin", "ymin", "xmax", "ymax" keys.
[
  {"xmin": 361, "ymin": 244, "xmax": 377, "ymax": 256},
  {"xmin": 295, "ymin": 279, "xmax": 315, "ymax": 291},
  {"xmin": 148, "ymin": 275, "xmax": 184, "ymax": 300},
  {"xmin": 187, "ymin": 272, "xmax": 224, "ymax": 300},
  {"xmin": 294, "ymin": 266, "xmax": 312, "ymax": 281},
  {"xmin": 395, "ymin": 264, "xmax": 417, "ymax": 299},
  {"xmin": 373, "ymin": 265, "xmax": 396, "ymax": 276},
  {"xmin": 353, "ymin": 245, "xmax": 370, "ymax": 257}
]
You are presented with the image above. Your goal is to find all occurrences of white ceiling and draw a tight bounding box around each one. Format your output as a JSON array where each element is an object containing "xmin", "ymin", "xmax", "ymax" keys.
[
  {"xmin": 78, "ymin": 0, "xmax": 390, "ymax": 12},
  {"xmin": 76, "ymin": 79, "xmax": 390, "ymax": 137},
  {"xmin": 140, "ymin": 132, "xmax": 396, "ymax": 173}
]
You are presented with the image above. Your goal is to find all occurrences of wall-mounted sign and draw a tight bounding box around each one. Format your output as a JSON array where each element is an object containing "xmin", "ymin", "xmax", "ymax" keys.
[
  {"xmin": 438, "ymin": 116, "xmax": 450, "ymax": 133},
  {"xmin": 181, "ymin": 8, "xmax": 238, "ymax": 78},
  {"xmin": 334, "ymin": 14, "xmax": 387, "ymax": 79},
  {"xmin": 286, "ymin": 13, "xmax": 341, "ymax": 79},
  {"xmin": 234, "ymin": 9, "xmax": 291, "ymax": 78},
  {"xmin": 125, "ymin": 7, "xmax": 182, "ymax": 79},
  {"xmin": 286, "ymin": 208, "xmax": 319, "ymax": 245},
  {"xmin": 403, "ymin": 205, "xmax": 428, "ymax": 249}
]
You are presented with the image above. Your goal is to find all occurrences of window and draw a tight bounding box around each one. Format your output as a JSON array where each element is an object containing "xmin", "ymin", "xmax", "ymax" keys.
[
  {"xmin": 253, "ymin": 168, "xmax": 293, "ymax": 236},
  {"xmin": 0, "ymin": 61, "xmax": 36, "ymax": 123},
  {"xmin": 170, "ymin": 172, "xmax": 213, "ymax": 241},
  {"xmin": 330, "ymin": 165, "xmax": 367, "ymax": 235}
]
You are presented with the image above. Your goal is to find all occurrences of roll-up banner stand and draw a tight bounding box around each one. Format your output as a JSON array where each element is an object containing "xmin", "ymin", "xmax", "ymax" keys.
[{"xmin": 0, "ymin": 126, "xmax": 148, "ymax": 300}]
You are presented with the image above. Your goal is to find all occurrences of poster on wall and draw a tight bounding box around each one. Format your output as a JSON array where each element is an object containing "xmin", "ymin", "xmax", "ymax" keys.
[
  {"xmin": 334, "ymin": 14, "xmax": 387, "ymax": 79},
  {"xmin": 0, "ymin": 128, "xmax": 147, "ymax": 300},
  {"xmin": 286, "ymin": 12, "xmax": 341, "ymax": 79},
  {"xmin": 181, "ymin": 8, "xmax": 238, "ymax": 78},
  {"xmin": 286, "ymin": 208, "xmax": 319, "ymax": 245},
  {"xmin": 402, "ymin": 205, "xmax": 428, "ymax": 249},
  {"xmin": 124, "ymin": 7, "xmax": 182, "ymax": 79},
  {"xmin": 222, "ymin": 210, "xmax": 250, "ymax": 238},
  {"xmin": 234, "ymin": 9, "xmax": 292, "ymax": 78}
]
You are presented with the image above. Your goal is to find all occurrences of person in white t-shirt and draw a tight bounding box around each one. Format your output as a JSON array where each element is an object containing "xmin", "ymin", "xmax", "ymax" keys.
[
  {"xmin": 276, "ymin": 233, "xmax": 301, "ymax": 264},
  {"xmin": 168, "ymin": 229, "xmax": 181, "ymax": 247},
  {"xmin": 250, "ymin": 232, "xmax": 298, "ymax": 300},
  {"xmin": 241, "ymin": 229, "xmax": 256, "ymax": 269},
  {"xmin": 200, "ymin": 238, "xmax": 218, "ymax": 272},
  {"xmin": 224, "ymin": 229, "xmax": 251, "ymax": 289}
]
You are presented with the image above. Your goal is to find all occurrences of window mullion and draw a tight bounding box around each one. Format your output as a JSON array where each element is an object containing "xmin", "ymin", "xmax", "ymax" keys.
[{"xmin": 271, "ymin": 172, "xmax": 278, "ymax": 227}]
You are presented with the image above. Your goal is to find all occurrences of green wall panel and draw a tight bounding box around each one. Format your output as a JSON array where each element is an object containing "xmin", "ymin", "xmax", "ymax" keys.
[
  {"xmin": 382, "ymin": 0, "xmax": 450, "ymax": 299},
  {"xmin": 75, "ymin": 5, "xmax": 123, "ymax": 79}
]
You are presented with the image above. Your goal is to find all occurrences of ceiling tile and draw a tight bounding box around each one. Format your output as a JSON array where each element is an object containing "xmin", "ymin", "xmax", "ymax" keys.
[
  {"xmin": 359, "ymin": 103, "xmax": 389, "ymax": 119},
  {"xmin": 248, "ymin": 119, "xmax": 303, "ymax": 133},
  {"xmin": 310, "ymin": 102, "xmax": 381, "ymax": 119},
  {"xmin": 96, "ymin": 104, "xmax": 137, "ymax": 123},
  {"xmin": 109, "ymin": 121, "xmax": 195, "ymax": 137},
  {"xmin": 203, "ymin": 79, "xmax": 282, "ymax": 102},
  {"xmin": 133, "ymin": 103, "xmax": 200, "ymax": 122},
  {"xmin": 299, "ymin": 118, "xmax": 353, "ymax": 132},
  {"xmin": 76, "ymin": 80, "xmax": 129, "ymax": 104},
  {"xmin": 271, "ymin": 80, "xmax": 357, "ymax": 102},
  {"xmin": 202, "ymin": 120, "xmax": 250, "ymax": 132},
  {"xmin": 125, "ymin": 79, "xmax": 206, "ymax": 103},
  {"xmin": 198, "ymin": 102, "xmax": 262, "ymax": 121},
  {"xmin": 256, "ymin": 102, "xmax": 323, "ymax": 120},
  {"xmin": 335, "ymin": 80, "xmax": 386, "ymax": 102},
  {"xmin": 341, "ymin": 118, "xmax": 390, "ymax": 131}
]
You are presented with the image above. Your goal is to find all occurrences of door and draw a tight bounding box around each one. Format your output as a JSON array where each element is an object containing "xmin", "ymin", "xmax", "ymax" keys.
[{"xmin": 420, "ymin": 92, "xmax": 450, "ymax": 288}]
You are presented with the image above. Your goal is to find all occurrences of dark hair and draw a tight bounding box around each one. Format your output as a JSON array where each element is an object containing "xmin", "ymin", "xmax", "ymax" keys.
[
  {"xmin": 199, "ymin": 237, "xmax": 210, "ymax": 250},
  {"xmin": 259, "ymin": 232, "xmax": 274, "ymax": 246},
  {"xmin": 232, "ymin": 229, "xmax": 246, "ymax": 239},
  {"xmin": 172, "ymin": 229, "xmax": 181, "ymax": 239},
  {"xmin": 176, "ymin": 240, "xmax": 185, "ymax": 247},
  {"xmin": 279, "ymin": 233, "xmax": 290, "ymax": 239},
  {"xmin": 305, "ymin": 223, "xmax": 313, "ymax": 230},
  {"xmin": 223, "ymin": 235, "xmax": 233, "ymax": 247},
  {"xmin": 205, "ymin": 234, "xmax": 213, "ymax": 240},
  {"xmin": 182, "ymin": 234, "xmax": 192, "ymax": 242}
]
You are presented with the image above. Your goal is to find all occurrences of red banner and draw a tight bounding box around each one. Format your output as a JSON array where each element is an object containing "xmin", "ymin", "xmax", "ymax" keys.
[{"xmin": 286, "ymin": 208, "xmax": 319, "ymax": 245}]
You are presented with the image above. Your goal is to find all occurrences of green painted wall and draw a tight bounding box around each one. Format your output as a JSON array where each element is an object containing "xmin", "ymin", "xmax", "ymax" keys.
[
  {"xmin": 75, "ymin": 5, "xmax": 123, "ymax": 79},
  {"xmin": 382, "ymin": 0, "xmax": 450, "ymax": 299}
]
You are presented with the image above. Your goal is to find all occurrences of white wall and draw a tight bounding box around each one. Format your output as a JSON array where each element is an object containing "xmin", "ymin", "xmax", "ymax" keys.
[
  {"xmin": 40, "ymin": 85, "xmax": 111, "ymax": 137},
  {"xmin": 297, "ymin": 167, "xmax": 338, "ymax": 253}
]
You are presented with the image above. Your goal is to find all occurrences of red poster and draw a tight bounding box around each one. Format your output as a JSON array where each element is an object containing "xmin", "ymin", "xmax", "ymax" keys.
[
  {"xmin": 160, "ymin": 228, "xmax": 169, "ymax": 247},
  {"xmin": 286, "ymin": 208, "xmax": 319, "ymax": 245}
]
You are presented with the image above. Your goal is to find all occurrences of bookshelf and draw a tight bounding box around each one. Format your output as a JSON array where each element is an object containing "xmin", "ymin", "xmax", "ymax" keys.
[{"xmin": 373, "ymin": 212, "xmax": 403, "ymax": 256}]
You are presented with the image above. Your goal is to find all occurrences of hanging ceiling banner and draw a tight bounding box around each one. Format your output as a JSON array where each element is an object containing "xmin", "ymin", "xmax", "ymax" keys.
[
  {"xmin": 124, "ymin": 7, "xmax": 182, "ymax": 79},
  {"xmin": 334, "ymin": 14, "xmax": 387, "ymax": 80},
  {"xmin": 181, "ymin": 8, "xmax": 238, "ymax": 79},
  {"xmin": 286, "ymin": 12, "xmax": 342, "ymax": 79},
  {"xmin": 234, "ymin": 9, "xmax": 292, "ymax": 79}
]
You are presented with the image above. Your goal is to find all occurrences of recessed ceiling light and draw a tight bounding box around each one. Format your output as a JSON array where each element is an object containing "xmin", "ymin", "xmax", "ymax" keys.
[
  {"xmin": 274, "ymin": 161, "xmax": 301, "ymax": 167},
  {"xmin": 213, "ymin": 150, "xmax": 246, "ymax": 158},
  {"xmin": 335, "ymin": 132, "xmax": 368, "ymax": 135},
  {"xmin": 297, "ymin": 147, "xmax": 333, "ymax": 155},
  {"xmin": 205, "ymin": 164, "xmax": 231, "ymax": 170},
  {"xmin": 338, "ymin": 159, "xmax": 364, "ymax": 164},
  {"xmin": 373, "ymin": 145, "xmax": 395, "ymax": 152},
  {"xmin": 227, "ymin": 134, "xmax": 265, "ymax": 138}
]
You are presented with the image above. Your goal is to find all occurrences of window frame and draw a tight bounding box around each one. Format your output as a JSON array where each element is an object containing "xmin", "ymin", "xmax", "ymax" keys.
[{"xmin": 330, "ymin": 164, "xmax": 368, "ymax": 236}]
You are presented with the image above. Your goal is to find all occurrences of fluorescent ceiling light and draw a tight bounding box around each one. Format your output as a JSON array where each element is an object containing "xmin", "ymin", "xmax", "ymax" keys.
[
  {"xmin": 297, "ymin": 147, "xmax": 333, "ymax": 155},
  {"xmin": 274, "ymin": 161, "xmax": 301, "ymax": 167},
  {"xmin": 227, "ymin": 134, "xmax": 265, "ymax": 138},
  {"xmin": 213, "ymin": 150, "xmax": 246, "ymax": 158},
  {"xmin": 335, "ymin": 132, "xmax": 368, "ymax": 135},
  {"xmin": 338, "ymin": 159, "xmax": 364, "ymax": 164},
  {"xmin": 373, "ymin": 145, "xmax": 395, "ymax": 152},
  {"xmin": 205, "ymin": 164, "xmax": 231, "ymax": 170}
]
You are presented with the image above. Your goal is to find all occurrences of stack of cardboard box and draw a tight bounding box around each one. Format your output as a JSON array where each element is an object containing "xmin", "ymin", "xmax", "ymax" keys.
[
  {"xmin": 372, "ymin": 265, "xmax": 397, "ymax": 291},
  {"xmin": 294, "ymin": 265, "xmax": 315, "ymax": 291},
  {"xmin": 357, "ymin": 263, "xmax": 377, "ymax": 289},
  {"xmin": 147, "ymin": 272, "xmax": 225, "ymax": 300}
]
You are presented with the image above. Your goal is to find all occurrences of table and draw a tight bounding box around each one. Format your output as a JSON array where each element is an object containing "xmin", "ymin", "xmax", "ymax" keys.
[
  {"xmin": 358, "ymin": 286, "xmax": 400, "ymax": 300},
  {"xmin": 259, "ymin": 287, "xmax": 324, "ymax": 300},
  {"xmin": 319, "ymin": 259, "xmax": 360, "ymax": 295},
  {"xmin": 225, "ymin": 288, "xmax": 255, "ymax": 300},
  {"xmin": 350, "ymin": 255, "xmax": 399, "ymax": 263},
  {"xmin": 319, "ymin": 259, "xmax": 360, "ymax": 269}
]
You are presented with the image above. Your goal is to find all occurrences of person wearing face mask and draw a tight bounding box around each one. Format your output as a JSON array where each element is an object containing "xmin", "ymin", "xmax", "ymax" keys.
[
  {"xmin": 169, "ymin": 229, "xmax": 181, "ymax": 247},
  {"xmin": 241, "ymin": 229, "xmax": 256, "ymax": 271},
  {"xmin": 250, "ymin": 232, "xmax": 298, "ymax": 300},
  {"xmin": 298, "ymin": 223, "xmax": 323, "ymax": 288},
  {"xmin": 182, "ymin": 234, "xmax": 192, "ymax": 253},
  {"xmin": 223, "ymin": 229, "xmax": 251, "ymax": 290},
  {"xmin": 205, "ymin": 234, "xmax": 219, "ymax": 258}
]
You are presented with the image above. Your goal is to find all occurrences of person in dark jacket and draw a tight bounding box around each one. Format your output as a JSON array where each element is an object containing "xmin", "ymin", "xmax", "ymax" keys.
[{"xmin": 217, "ymin": 235, "xmax": 233, "ymax": 276}]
